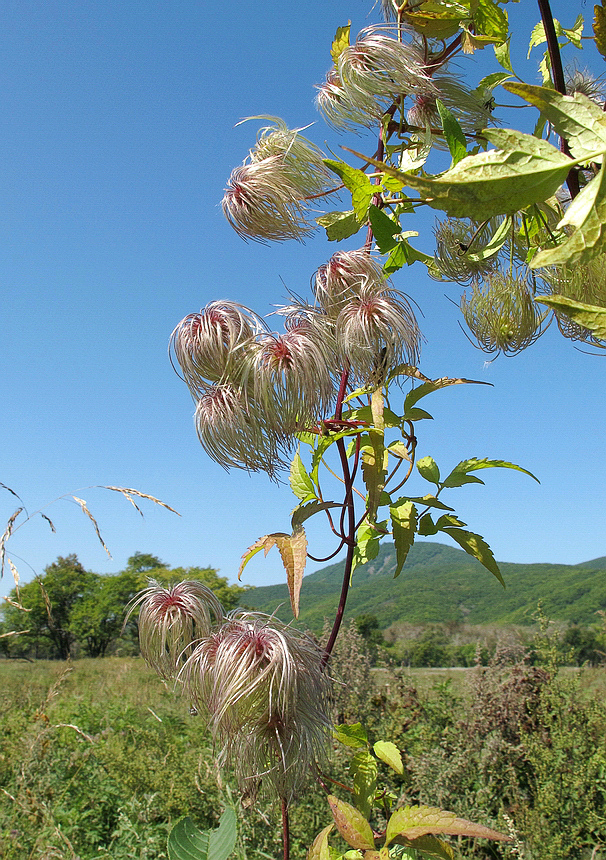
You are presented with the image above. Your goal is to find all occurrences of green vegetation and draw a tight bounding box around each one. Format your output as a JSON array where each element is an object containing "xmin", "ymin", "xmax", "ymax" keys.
[
  {"xmin": 0, "ymin": 553, "xmax": 249, "ymax": 660},
  {"xmin": 2, "ymin": 626, "xmax": 606, "ymax": 859},
  {"xmin": 244, "ymin": 541, "xmax": 606, "ymax": 630}
]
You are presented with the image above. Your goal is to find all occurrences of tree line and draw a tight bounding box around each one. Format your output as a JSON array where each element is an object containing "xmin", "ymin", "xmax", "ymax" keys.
[{"xmin": 0, "ymin": 552, "xmax": 248, "ymax": 660}]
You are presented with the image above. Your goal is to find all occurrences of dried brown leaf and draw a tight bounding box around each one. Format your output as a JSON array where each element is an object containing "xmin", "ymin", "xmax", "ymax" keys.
[
  {"xmin": 73, "ymin": 496, "xmax": 111, "ymax": 558},
  {"xmin": 102, "ymin": 486, "xmax": 180, "ymax": 516},
  {"xmin": 0, "ymin": 508, "xmax": 23, "ymax": 578},
  {"xmin": 40, "ymin": 513, "xmax": 56, "ymax": 533}
]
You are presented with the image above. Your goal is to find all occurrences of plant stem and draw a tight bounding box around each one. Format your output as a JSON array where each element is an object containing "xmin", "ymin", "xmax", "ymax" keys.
[
  {"xmin": 281, "ymin": 797, "xmax": 290, "ymax": 860},
  {"xmin": 536, "ymin": 0, "xmax": 580, "ymax": 198}
]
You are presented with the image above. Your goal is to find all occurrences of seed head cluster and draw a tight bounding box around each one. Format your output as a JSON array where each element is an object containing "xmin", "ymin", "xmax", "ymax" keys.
[
  {"xmin": 171, "ymin": 248, "xmax": 420, "ymax": 474},
  {"xmin": 130, "ymin": 583, "xmax": 331, "ymax": 801}
]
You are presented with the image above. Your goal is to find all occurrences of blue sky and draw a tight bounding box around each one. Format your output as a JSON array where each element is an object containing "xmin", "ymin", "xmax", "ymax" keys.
[{"xmin": 1, "ymin": 0, "xmax": 604, "ymax": 601}]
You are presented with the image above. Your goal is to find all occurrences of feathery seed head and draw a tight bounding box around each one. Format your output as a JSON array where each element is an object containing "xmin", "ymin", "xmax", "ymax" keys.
[
  {"xmin": 315, "ymin": 67, "xmax": 381, "ymax": 131},
  {"xmin": 126, "ymin": 580, "xmax": 224, "ymax": 681},
  {"xmin": 565, "ymin": 68, "xmax": 606, "ymax": 105},
  {"xmin": 336, "ymin": 284, "xmax": 421, "ymax": 382},
  {"xmin": 181, "ymin": 610, "xmax": 331, "ymax": 800},
  {"xmin": 460, "ymin": 272, "xmax": 549, "ymax": 356},
  {"xmin": 194, "ymin": 383, "xmax": 287, "ymax": 476},
  {"xmin": 431, "ymin": 218, "xmax": 500, "ymax": 284},
  {"xmin": 543, "ymin": 257, "xmax": 606, "ymax": 346},
  {"xmin": 170, "ymin": 301, "xmax": 264, "ymax": 393},
  {"xmin": 408, "ymin": 76, "xmax": 494, "ymax": 139},
  {"xmin": 314, "ymin": 249, "xmax": 385, "ymax": 318},
  {"xmin": 222, "ymin": 119, "xmax": 330, "ymax": 242}
]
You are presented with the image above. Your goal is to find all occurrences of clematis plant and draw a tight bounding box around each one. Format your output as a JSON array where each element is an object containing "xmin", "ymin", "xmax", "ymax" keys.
[{"xmin": 132, "ymin": 1, "xmax": 606, "ymax": 858}]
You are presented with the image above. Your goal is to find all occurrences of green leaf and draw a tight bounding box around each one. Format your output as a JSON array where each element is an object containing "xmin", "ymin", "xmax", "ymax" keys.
[
  {"xmin": 350, "ymin": 750, "xmax": 378, "ymax": 819},
  {"xmin": 402, "ymin": 376, "xmax": 489, "ymax": 419},
  {"xmin": 504, "ymin": 83, "xmax": 606, "ymax": 162},
  {"xmin": 390, "ymin": 500, "xmax": 417, "ymax": 577},
  {"xmin": 535, "ymin": 295, "xmax": 606, "ymax": 340},
  {"xmin": 373, "ymin": 740, "xmax": 404, "ymax": 774},
  {"xmin": 396, "ymin": 835, "xmax": 455, "ymax": 860},
  {"xmin": 473, "ymin": 71, "xmax": 512, "ymax": 101},
  {"xmin": 334, "ymin": 723, "xmax": 368, "ymax": 749},
  {"xmin": 308, "ymin": 825, "xmax": 334, "ymax": 860},
  {"xmin": 417, "ymin": 456, "xmax": 440, "ymax": 484},
  {"xmin": 167, "ymin": 809, "xmax": 237, "ymax": 860},
  {"xmin": 405, "ymin": 406, "xmax": 433, "ymax": 421},
  {"xmin": 435, "ymin": 514, "xmax": 466, "ymax": 528},
  {"xmin": 531, "ymin": 166, "xmax": 606, "ymax": 268},
  {"xmin": 400, "ymin": 6, "xmax": 470, "ymax": 39},
  {"xmin": 472, "ymin": 0, "xmax": 508, "ymax": 42},
  {"xmin": 352, "ymin": 521, "xmax": 386, "ymax": 573},
  {"xmin": 436, "ymin": 100, "xmax": 467, "ymax": 166},
  {"xmin": 331, "ymin": 23, "xmax": 351, "ymax": 65},
  {"xmin": 386, "ymin": 805, "xmax": 510, "ymax": 846},
  {"xmin": 361, "ymin": 389, "xmax": 387, "ymax": 523},
  {"xmin": 291, "ymin": 500, "xmax": 342, "ymax": 531},
  {"xmin": 418, "ymin": 513, "xmax": 439, "ymax": 536},
  {"xmin": 403, "ymin": 494, "xmax": 455, "ymax": 511},
  {"xmin": 290, "ymin": 452, "xmax": 316, "ymax": 501},
  {"xmin": 442, "ymin": 457, "xmax": 540, "ymax": 488},
  {"xmin": 466, "ymin": 215, "xmax": 510, "ymax": 263},
  {"xmin": 493, "ymin": 38, "xmax": 515, "ymax": 74},
  {"xmin": 368, "ymin": 204, "xmax": 402, "ymax": 253},
  {"xmin": 328, "ymin": 796, "xmax": 375, "ymax": 851},
  {"xmin": 383, "ymin": 242, "xmax": 409, "ymax": 275},
  {"xmin": 324, "ymin": 160, "xmax": 375, "ymax": 220},
  {"xmin": 440, "ymin": 527, "xmax": 505, "ymax": 586},
  {"xmin": 594, "ymin": 3, "xmax": 606, "ymax": 58},
  {"xmin": 348, "ymin": 131, "xmax": 573, "ymax": 220},
  {"xmin": 317, "ymin": 211, "xmax": 362, "ymax": 241}
]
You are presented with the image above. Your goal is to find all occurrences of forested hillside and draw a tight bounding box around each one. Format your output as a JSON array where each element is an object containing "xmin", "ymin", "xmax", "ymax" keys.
[{"xmin": 243, "ymin": 541, "xmax": 606, "ymax": 630}]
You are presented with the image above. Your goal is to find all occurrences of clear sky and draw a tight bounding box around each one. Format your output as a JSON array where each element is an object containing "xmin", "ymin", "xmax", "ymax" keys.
[{"xmin": 1, "ymin": 0, "xmax": 603, "ymax": 601}]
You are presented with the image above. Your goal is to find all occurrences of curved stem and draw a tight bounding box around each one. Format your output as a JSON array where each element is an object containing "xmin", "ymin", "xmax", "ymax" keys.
[{"xmin": 536, "ymin": 0, "xmax": 580, "ymax": 198}]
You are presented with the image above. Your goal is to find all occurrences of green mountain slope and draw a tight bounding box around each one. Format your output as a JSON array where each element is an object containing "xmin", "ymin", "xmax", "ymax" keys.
[{"xmin": 242, "ymin": 541, "xmax": 606, "ymax": 629}]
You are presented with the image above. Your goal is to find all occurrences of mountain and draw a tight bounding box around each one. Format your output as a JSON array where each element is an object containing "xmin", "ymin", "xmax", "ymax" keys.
[{"xmin": 242, "ymin": 541, "xmax": 606, "ymax": 630}]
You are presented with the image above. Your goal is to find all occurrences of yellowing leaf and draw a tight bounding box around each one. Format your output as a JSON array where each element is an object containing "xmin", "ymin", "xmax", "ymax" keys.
[
  {"xmin": 386, "ymin": 805, "xmax": 511, "ymax": 846},
  {"xmin": 330, "ymin": 23, "xmax": 350, "ymax": 65},
  {"xmin": 532, "ymin": 165, "xmax": 606, "ymax": 268},
  {"xmin": 346, "ymin": 133, "xmax": 573, "ymax": 220},
  {"xmin": 328, "ymin": 796, "xmax": 375, "ymax": 850},
  {"xmin": 373, "ymin": 740, "xmax": 404, "ymax": 774},
  {"xmin": 535, "ymin": 295, "xmax": 606, "ymax": 340},
  {"xmin": 308, "ymin": 824, "xmax": 333, "ymax": 860},
  {"xmin": 504, "ymin": 84, "xmax": 606, "ymax": 162},
  {"xmin": 274, "ymin": 528, "xmax": 308, "ymax": 618},
  {"xmin": 594, "ymin": 3, "xmax": 606, "ymax": 58},
  {"xmin": 238, "ymin": 533, "xmax": 282, "ymax": 580}
]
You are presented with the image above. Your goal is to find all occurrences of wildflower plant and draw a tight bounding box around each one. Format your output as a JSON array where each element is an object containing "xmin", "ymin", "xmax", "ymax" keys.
[{"xmin": 135, "ymin": 1, "xmax": 606, "ymax": 858}]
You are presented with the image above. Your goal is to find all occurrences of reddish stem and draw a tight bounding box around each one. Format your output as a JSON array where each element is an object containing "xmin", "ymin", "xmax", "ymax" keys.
[{"xmin": 281, "ymin": 797, "xmax": 290, "ymax": 860}]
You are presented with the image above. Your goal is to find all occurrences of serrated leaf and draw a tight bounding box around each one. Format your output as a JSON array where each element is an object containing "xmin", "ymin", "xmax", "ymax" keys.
[
  {"xmin": 594, "ymin": 3, "xmax": 606, "ymax": 58},
  {"xmin": 292, "ymin": 500, "xmax": 342, "ymax": 531},
  {"xmin": 351, "ymin": 750, "xmax": 378, "ymax": 819},
  {"xmin": 346, "ymin": 132, "xmax": 573, "ymax": 220},
  {"xmin": 334, "ymin": 723, "xmax": 368, "ymax": 749},
  {"xmin": 440, "ymin": 527, "xmax": 505, "ymax": 586},
  {"xmin": 167, "ymin": 809, "xmax": 237, "ymax": 860},
  {"xmin": 308, "ymin": 824, "xmax": 334, "ymax": 860},
  {"xmin": 373, "ymin": 741, "xmax": 403, "ymax": 774},
  {"xmin": 238, "ymin": 534, "xmax": 280, "ymax": 580},
  {"xmin": 368, "ymin": 204, "xmax": 402, "ymax": 253},
  {"xmin": 324, "ymin": 160, "xmax": 375, "ymax": 220},
  {"xmin": 273, "ymin": 528, "xmax": 308, "ymax": 618},
  {"xmin": 401, "ymin": 377, "xmax": 490, "ymax": 419},
  {"xmin": 436, "ymin": 100, "xmax": 467, "ymax": 166},
  {"xmin": 400, "ymin": 7, "xmax": 469, "ymax": 39},
  {"xmin": 383, "ymin": 242, "xmax": 409, "ymax": 275},
  {"xmin": 290, "ymin": 452, "xmax": 316, "ymax": 502},
  {"xmin": 418, "ymin": 513, "xmax": 439, "ymax": 536},
  {"xmin": 472, "ymin": 0, "xmax": 508, "ymax": 43},
  {"xmin": 442, "ymin": 457, "xmax": 540, "ymax": 488},
  {"xmin": 386, "ymin": 805, "xmax": 510, "ymax": 846},
  {"xmin": 390, "ymin": 500, "xmax": 417, "ymax": 577},
  {"xmin": 331, "ymin": 23, "xmax": 350, "ymax": 65},
  {"xmin": 404, "ymin": 494, "xmax": 454, "ymax": 511},
  {"xmin": 352, "ymin": 521, "xmax": 386, "ymax": 573},
  {"xmin": 532, "ymin": 165, "xmax": 606, "ymax": 268},
  {"xmin": 328, "ymin": 796, "xmax": 375, "ymax": 851},
  {"xmin": 436, "ymin": 514, "xmax": 466, "ymax": 529},
  {"xmin": 504, "ymin": 84, "xmax": 606, "ymax": 162},
  {"xmin": 317, "ymin": 211, "xmax": 362, "ymax": 241},
  {"xmin": 494, "ymin": 38, "xmax": 514, "ymax": 74},
  {"xmin": 535, "ymin": 295, "xmax": 606, "ymax": 340},
  {"xmin": 417, "ymin": 456, "xmax": 440, "ymax": 484}
]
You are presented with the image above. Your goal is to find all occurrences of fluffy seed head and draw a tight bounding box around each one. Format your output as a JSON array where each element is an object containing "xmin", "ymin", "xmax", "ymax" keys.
[
  {"xmin": 461, "ymin": 272, "xmax": 549, "ymax": 356},
  {"xmin": 194, "ymin": 383, "xmax": 286, "ymax": 476},
  {"xmin": 222, "ymin": 118, "xmax": 330, "ymax": 242},
  {"xmin": 336, "ymin": 283, "xmax": 421, "ymax": 382},
  {"xmin": 126, "ymin": 580, "xmax": 224, "ymax": 680},
  {"xmin": 408, "ymin": 76, "xmax": 494, "ymax": 139},
  {"xmin": 543, "ymin": 257, "xmax": 606, "ymax": 346},
  {"xmin": 170, "ymin": 301, "xmax": 264, "ymax": 392},
  {"xmin": 181, "ymin": 610, "xmax": 331, "ymax": 800},
  {"xmin": 431, "ymin": 218, "xmax": 500, "ymax": 285},
  {"xmin": 565, "ymin": 67, "xmax": 606, "ymax": 105},
  {"xmin": 314, "ymin": 249, "xmax": 386, "ymax": 318}
]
